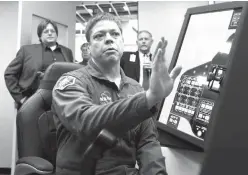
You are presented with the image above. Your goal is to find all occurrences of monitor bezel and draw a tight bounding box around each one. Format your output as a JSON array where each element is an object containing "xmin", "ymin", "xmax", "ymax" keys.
[
  {"xmin": 200, "ymin": 2, "xmax": 248, "ymax": 174},
  {"xmin": 156, "ymin": 1, "xmax": 247, "ymax": 149}
]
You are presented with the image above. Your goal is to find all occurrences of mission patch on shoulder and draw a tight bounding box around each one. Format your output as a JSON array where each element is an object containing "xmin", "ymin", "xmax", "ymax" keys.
[{"xmin": 55, "ymin": 76, "xmax": 76, "ymax": 90}]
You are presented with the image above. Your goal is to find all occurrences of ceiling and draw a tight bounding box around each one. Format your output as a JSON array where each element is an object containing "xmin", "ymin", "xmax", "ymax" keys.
[{"xmin": 76, "ymin": 1, "xmax": 138, "ymax": 25}]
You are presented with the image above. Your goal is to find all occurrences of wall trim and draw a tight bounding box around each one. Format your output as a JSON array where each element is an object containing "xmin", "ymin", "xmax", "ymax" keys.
[{"xmin": 10, "ymin": 2, "xmax": 22, "ymax": 175}]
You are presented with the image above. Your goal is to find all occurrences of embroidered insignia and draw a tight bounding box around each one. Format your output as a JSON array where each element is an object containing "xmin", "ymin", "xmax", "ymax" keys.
[
  {"xmin": 55, "ymin": 76, "xmax": 76, "ymax": 90},
  {"xmin": 99, "ymin": 91, "xmax": 112, "ymax": 104}
]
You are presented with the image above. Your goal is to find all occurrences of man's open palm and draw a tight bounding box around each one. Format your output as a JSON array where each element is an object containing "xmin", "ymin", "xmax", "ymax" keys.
[{"xmin": 146, "ymin": 37, "xmax": 182, "ymax": 108}]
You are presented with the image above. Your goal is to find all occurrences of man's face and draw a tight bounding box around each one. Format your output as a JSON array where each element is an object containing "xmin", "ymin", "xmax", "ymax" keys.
[
  {"xmin": 89, "ymin": 20, "xmax": 124, "ymax": 66},
  {"xmin": 136, "ymin": 32, "xmax": 153, "ymax": 53},
  {"xmin": 81, "ymin": 45, "xmax": 91, "ymax": 61},
  {"xmin": 40, "ymin": 23, "xmax": 58, "ymax": 45}
]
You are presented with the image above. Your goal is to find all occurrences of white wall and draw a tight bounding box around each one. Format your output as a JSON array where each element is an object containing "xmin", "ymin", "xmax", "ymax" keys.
[
  {"xmin": 0, "ymin": 1, "xmax": 19, "ymax": 168},
  {"xmin": 75, "ymin": 22, "xmax": 87, "ymax": 62},
  {"xmin": 138, "ymin": 1, "xmax": 208, "ymax": 175},
  {"xmin": 20, "ymin": 1, "xmax": 79, "ymax": 57},
  {"xmin": 122, "ymin": 20, "xmax": 138, "ymax": 52},
  {"xmin": 139, "ymin": 1, "xmax": 209, "ymax": 66}
]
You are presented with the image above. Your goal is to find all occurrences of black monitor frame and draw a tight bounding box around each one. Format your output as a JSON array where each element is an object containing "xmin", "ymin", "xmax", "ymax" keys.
[
  {"xmin": 156, "ymin": 1, "xmax": 247, "ymax": 151},
  {"xmin": 200, "ymin": 2, "xmax": 248, "ymax": 174}
]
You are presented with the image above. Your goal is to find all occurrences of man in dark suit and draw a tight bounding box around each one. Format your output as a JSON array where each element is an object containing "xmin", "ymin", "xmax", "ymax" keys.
[
  {"xmin": 4, "ymin": 19, "xmax": 74, "ymax": 109},
  {"xmin": 121, "ymin": 30, "xmax": 153, "ymax": 90}
]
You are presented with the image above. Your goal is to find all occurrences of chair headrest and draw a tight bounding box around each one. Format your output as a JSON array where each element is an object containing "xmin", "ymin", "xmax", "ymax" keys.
[{"xmin": 39, "ymin": 62, "xmax": 82, "ymax": 90}]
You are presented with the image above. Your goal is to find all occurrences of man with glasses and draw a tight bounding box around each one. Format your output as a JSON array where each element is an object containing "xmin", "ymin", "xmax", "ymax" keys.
[{"xmin": 4, "ymin": 19, "xmax": 74, "ymax": 109}]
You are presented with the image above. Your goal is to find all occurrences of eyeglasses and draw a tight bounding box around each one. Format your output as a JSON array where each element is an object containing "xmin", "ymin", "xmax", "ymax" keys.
[{"xmin": 42, "ymin": 29, "xmax": 56, "ymax": 34}]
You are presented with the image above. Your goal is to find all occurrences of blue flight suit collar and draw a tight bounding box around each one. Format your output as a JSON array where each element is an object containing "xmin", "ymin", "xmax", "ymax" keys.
[{"xmin": 86, "ymin": 59, "xmax": 129, "ymax": 89}]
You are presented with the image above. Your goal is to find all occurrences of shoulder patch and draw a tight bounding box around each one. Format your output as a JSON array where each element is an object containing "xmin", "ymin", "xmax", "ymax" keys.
[{"xmin": 55, "ymin": 76, "xmax": 76, "ymax": 90}]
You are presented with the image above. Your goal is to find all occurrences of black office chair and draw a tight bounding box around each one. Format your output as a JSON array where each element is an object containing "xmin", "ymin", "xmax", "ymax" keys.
[{"xmin": 14, "ymin": 62, "xmax": 117, "ymax": 175}]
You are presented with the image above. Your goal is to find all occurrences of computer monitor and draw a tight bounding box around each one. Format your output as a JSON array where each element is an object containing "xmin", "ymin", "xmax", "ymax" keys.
[
  {"xmin": 157, "ymin": 2, "xmax": 246, "ymax": 149},
  {"xmin": 200, "ymin": 2, "xmax": 248, "ymax": 174}
]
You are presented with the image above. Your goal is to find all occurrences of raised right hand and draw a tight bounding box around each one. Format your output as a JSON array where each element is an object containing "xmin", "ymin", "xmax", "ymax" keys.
[{"xmin": 146, "ymin": 37, "xmax": 182, "ymax": 109}]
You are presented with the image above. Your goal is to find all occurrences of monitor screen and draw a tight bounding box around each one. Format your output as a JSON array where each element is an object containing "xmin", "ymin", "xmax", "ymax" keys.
[{"xmin": 158, "ymin": 7, "xmax": 242, "ymax": 142}]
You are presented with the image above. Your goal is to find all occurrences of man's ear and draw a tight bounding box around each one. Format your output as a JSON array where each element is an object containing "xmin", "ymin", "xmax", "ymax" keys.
[{"xmin": 151, "ymin": 39, "xmax": 154, "ymax": 45}]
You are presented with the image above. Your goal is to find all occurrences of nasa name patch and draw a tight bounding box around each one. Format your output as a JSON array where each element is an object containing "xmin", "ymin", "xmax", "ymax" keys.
[
  {"xmin": 55, "ymin": 76, "xmax": 76, "ymax": 90},
  {"xmin": 99, "ymin": 91, "xmax": 112, "ymax": 104}
]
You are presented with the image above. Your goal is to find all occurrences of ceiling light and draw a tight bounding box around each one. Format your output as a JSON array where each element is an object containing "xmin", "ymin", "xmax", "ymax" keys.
[
  {"xmin": 88, "ymin": 9, "xmax": 93, "ymax": 14},
  {"xmin": 123, "ymin": 5, "xmax": 128, "ymax": 11}
]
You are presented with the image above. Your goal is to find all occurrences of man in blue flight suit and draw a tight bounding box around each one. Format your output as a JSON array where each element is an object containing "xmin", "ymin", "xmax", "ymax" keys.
[{"xmin": 52, "ymin": 12, "xmax": 182, "ymax": 175}]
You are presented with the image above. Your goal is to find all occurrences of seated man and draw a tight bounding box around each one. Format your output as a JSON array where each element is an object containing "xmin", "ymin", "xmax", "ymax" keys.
[{"xmin": 52, "ymin": 12, "xmax": 181, "ymax": 175}]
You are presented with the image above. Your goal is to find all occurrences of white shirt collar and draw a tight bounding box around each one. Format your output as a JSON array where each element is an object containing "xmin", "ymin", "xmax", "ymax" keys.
[
  {"xmin": 139, "ymin": 51, "xmax": 151, "ymax": 57},
  {"xmin": 50, "ymin": 45, "xmax": 57, "ymax": 51}
]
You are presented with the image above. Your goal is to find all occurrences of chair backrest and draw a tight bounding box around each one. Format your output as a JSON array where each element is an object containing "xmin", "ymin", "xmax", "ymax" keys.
[{"xmin": 16, "ymin": 62, "xmax": 82, "ymax": 166}]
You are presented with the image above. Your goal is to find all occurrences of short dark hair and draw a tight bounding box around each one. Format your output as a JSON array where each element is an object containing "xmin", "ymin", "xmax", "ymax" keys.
[
  {"xmin": 80, "ymin": 42, "xmax": 89, "ymax": 51},
  {"xmin": 138, "ymin": 30, "xmax": 153, "ymax": 38},
  {"xmin": 85, "ymin": 12, "xmax": 122, "ymax": 42},
  {"xmin": 37, "ymin": 19, "xmax": 58, "ymax": 42}
]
